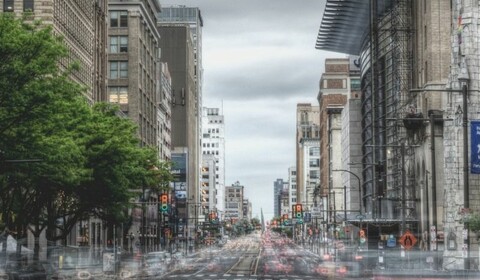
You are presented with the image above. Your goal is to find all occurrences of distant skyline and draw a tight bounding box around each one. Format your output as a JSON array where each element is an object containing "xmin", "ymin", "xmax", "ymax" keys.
[{"xmin": 161, "ymin": 0, "xmax": 345, "ymax": 220}]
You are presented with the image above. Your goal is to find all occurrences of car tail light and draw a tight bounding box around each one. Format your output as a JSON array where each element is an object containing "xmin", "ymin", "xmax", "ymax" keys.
[
  {"xmin": 337, "ymin": 266, "xmax": 347, "ymax": 274},
  {"xmin": 354, "ymin": 255, "xmax": 363, "ymax": 260}
]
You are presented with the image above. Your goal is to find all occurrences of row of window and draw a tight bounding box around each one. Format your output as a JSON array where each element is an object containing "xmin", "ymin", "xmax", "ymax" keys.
[
  {"xmin": 3, "ymin": 0, "xmax": 33, "ymax": 12},
  {"xmin": 203, "ymin": 142, "xmax": 220, "ymax": 148},
  {"xmin": 208, "ymin": 120, "xmax": 223, "ymax": 124},
  {"xmin": 203, "ymin": 150, "xmax": 219, "ymax": 155}
]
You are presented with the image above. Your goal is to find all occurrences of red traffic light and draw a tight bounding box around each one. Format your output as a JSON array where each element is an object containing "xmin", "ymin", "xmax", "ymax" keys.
[
  {"xmin": 160, "ymin": 194, "xmax": 168, "ymax": 203},
  {"xmin": 295, "ymin": 204, "xmax": 303, "ymax": 212},
  {"xmin": 359, "ymin": 229, "xmax": 366, "ymax": 238}
]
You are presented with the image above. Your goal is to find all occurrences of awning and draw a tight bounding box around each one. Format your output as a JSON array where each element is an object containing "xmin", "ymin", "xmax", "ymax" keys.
[{"xmin": 315, "ymin": 0, "xmax": 392, "ymax": 55}]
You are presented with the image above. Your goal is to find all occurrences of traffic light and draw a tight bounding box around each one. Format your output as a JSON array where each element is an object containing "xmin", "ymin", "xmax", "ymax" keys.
[
  {"xmin": 159, "ymin": 193, "xmax": 169, "ymax": 213},
  {"xmin": 359, "ymin": 229, "xmax": 366, "ymax": 245},
  {"xmin": 208, "ymin": 211, "xmax": 218, "ymax": 222},
  {"xmin": 295, "ymin": 204, "xmax": 303, "ymax": 219}
]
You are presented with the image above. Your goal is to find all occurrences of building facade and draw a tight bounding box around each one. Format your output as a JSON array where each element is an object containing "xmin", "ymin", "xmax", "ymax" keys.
[
  {"xmin": 201, "ymin": 107, "xmax": 226, "ymax": 214},
  {"xmin": 273, "ymin": 178, "xmax": 285, "ymax": 218},
  {"xmin": 225, "ymin": 181, "xmax": 244, "ymax": 222},
  {"xmin": 107, "ymin": 0, "xmax": 162, "ymax": 253},
  {"xmin": 1, "ymin": 0, "xmax": 108, "ymax": 103},
  {"xmin": 158, "ymin": 62, "xmax": 172, "ymax": 161},
  {"xmin": 315, "ymin": 0, "xmax": 480, "ymax": 271},
  {"xmin": 295, "ymin": 104, "xmax": 320, "ymax": 210},
  {"xmin": 288, "ymin": 167, "xmax": 297, "ymax": 213},
  {"xmin": 201, "ymin": 154, "xmax": 217, "ymax": 218}
]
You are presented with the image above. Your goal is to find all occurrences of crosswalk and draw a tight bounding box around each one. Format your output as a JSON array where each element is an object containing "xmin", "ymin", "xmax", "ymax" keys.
[{"xmin": 163, "ymin": 273, "xmax": 318, "ymax": 280}]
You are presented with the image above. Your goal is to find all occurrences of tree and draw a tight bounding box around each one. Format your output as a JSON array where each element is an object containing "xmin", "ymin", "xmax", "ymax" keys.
[
  {"xmin": 0, "ymin": 13, "xmax": 88, "ymax": 259},
  {"xmin": 0, "ymin": 14, "xmax": 173, "ymax": 259}
]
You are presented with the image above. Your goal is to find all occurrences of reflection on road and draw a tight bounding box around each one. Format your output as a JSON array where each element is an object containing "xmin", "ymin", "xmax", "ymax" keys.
[{"xmin": 137, "ymin": 230, "xmax": 368, "ymax": 279}]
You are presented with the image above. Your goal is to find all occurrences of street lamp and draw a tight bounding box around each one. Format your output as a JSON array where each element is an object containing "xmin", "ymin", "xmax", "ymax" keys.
[
  {"xmin": 458, "ymin": 65, "xmax": 470, "ymax": 270},
  {"xmin": 332, "ymin": 169, "xmax": 362, "ymax": 216}
]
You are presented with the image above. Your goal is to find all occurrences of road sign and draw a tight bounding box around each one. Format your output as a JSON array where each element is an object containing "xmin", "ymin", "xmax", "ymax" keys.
[
  {"xmin": 399, "ymin": 230, "xmax": 417, "ymax": 250},
  {"xmin": 304, "ymin": 212, "xmax": 312, "ymax": 223}
]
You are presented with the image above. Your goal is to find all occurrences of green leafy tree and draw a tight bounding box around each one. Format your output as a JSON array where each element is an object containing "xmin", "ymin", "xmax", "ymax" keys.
[{"xmin": 0, "ymin": 14, "xmax": 173, "ymax": 259}]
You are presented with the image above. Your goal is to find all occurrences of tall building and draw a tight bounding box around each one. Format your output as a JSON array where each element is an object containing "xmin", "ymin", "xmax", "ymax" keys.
[
  {"xmin": 225, "ymin": 181, "xmax": 244, "ymax": 222},
  {"xmin": 288, "ymin": 167, "xmax": 297, "ymax": 212},
  {"xmin": 243, "ymin": 199, "xmax": 252, "ymax": 221},
  {"xmin": 0, "ymin": 0, "xmax": 108, "ymax": 103},
  {"xmin": 201, "ymin": 154, "xmax": 217, "ymax": 217},
  {"xmin": 317, "ymin": 58, "xmax": 360, "ymax": 225},
  {"xmin": 316, "ymin": 0, "xmax": 477, "ymax": 271},
  {"xmin": 273, "ymin": 179, "xmax": 284, "ymax": 217},
  {"xmin": 201, "ymin": 107, "xmax": 226, "ymax": 214},
  {"xmin": 295, "ymin": 104, "xmax": 320, "ymax": 211},
  {"xmin": 159, "ymin": 7, "xmax": 204, "ymax": 219},
  {"xmin": 107, "ymin": 0, "xmax": 162, "ymax": 253},
  {"xmin": 158, "ymin": 62, "xmax": 172, "ymax": 161}
]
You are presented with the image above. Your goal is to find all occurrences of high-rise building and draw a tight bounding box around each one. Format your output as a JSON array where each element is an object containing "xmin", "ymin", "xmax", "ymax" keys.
[
  {"xmin": 317, "ymin": 58, "xmax": 360, "ymax": 223},
  {"xmin": 316, "ymin": 0, "xmax": 473, "ymax": 270},
  {"xmin": 201, "ymin": 107, "xmax": 226, "ymax": 214},
  {"xmin": 0, "ymin": 0, "xmax": 108, "ymax": 103},
  {"xmin": 159, "ymin": 7, "xmax": 204, "ymax": 216},
  {"xmin": 273, "ymin": 179, "xmax": 284, "ymax": 217},
  {"xmin": 201, "ymin": 154, "xmax": 217, "ymax": 217},
  {"xmin": 107, "ymin": 0, "xmax": 162, "ymax": 253},
  {"xmin": 243, "ymin": 199, "xmax": 252, "ymax": 221},
  {"xmin": 288, "ymin": 167, "xmax": 297, "ymax": 212},
  {"xmin": 295, "ymin": 104, "xmax": 320, "ymax": 211},
  {"xmin": 225, "ymin": 181, "xmax": 244, "ymax": 222},
  {"xmin": 158, "ymin": 62, "xmax": 172, "ymax": 161}
]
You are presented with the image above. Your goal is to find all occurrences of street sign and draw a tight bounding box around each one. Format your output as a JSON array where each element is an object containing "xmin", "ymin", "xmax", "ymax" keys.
[
  {"xmin": 304, "ymin": 212, "xmax": 312, "ymax": 223},
  {"xmin": 399, "ymin": 230, "xmax": 417, "ymax": 250}
]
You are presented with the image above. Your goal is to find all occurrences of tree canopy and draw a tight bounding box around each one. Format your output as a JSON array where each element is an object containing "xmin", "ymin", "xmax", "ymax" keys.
[{"xmin": 0, "ymin": 13, "xmax": 172, "ymax": 248}]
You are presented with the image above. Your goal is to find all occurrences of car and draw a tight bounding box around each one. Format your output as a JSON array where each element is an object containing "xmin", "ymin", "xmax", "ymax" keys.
[
  {"xmin": 263, "ymin": 258, "xmax": 293, "ymax": 275},
  {"xmin": 142, "ymin": 251, "xmax": 171, "ymax": 276}
]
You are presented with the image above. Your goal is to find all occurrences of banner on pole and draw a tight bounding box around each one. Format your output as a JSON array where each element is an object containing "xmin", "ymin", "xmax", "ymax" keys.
[{"xmin": 471, "ymin": 121, "xmax": 480, "ymax": 174}]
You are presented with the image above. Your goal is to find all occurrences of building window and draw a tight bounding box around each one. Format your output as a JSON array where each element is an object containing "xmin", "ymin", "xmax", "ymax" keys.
[
  {"xmin": 3, "ymin": 0, "xmax": 14, "ymax": 11},
  {"xmin": 309, "ymin": 147, "xmax": 320, "ymax": 156},
  {"xmin": 109, "ymin": 61, "xmax": 128, "ymax": 79},
  {"xmin": 110, "ymin": 11, "xmax": 128, "ymax": 27},
  {"xmin": 109, "ymin": 87, "xmax": 128, "ymax": 104},
  {"xmin": 109, "ymin": 36, "xmax": 128, "ymax": 53},
  {"xmin": 23, "ymin": 0, "xmax": 33, "ymax": 11}
]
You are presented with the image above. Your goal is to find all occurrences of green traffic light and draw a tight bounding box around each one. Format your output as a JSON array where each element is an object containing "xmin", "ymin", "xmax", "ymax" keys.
[{"xmin": 160, "ymin": 204, "xmax": 168, "ymax": 212}]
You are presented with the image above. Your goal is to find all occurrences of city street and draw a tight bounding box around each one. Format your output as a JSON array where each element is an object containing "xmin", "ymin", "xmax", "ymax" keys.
[{"xmin": 145, "ymin": 231, "xmax": 368, "ymax": 280}]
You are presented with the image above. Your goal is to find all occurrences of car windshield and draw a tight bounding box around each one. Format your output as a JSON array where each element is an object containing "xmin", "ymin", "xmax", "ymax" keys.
[{"xmin": 0, "ymin": 0, "xmax": 478, "ymax": 280}]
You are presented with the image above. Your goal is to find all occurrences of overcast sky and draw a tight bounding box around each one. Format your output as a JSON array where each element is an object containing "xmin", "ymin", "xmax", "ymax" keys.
[{"xmin": 161, "ymin": 0, "xmax": 345, "ymax": 221}]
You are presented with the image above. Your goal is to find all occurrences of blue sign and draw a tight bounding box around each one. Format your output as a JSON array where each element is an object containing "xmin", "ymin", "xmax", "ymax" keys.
[
  {"xmin": 471, "ymin": 121, "xmax": 480, "ymax": 174},
  {"xmin": 304, "ymin": 212, "xmax": 312, "ymax": 223},
  {"xmin": 387, "ymin": 235, "xmax": 396, "ymax": 248}
]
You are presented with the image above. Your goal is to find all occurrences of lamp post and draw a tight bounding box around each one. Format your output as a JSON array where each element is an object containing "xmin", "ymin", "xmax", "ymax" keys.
[
  {"xmin": 458, "ymin": 67, "xmax": 470, "ymax": 270},
  {"xmin": 332, "ymin": 169, "xmax": 362, "ymax": 216}
]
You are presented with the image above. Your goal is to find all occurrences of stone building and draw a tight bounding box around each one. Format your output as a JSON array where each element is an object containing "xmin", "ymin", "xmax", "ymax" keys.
[
  {"xmin": 1, "ymin": 0, "xmax": 108, "ymax": 103},
  {"xmin": 315, "ymin": 0, "xmax": 480, "ymax": 271}
]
